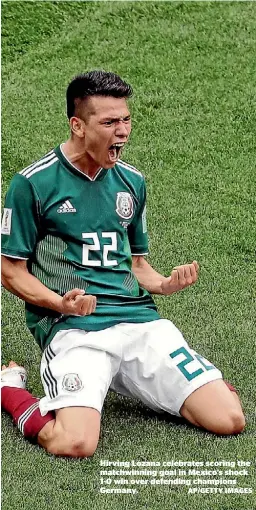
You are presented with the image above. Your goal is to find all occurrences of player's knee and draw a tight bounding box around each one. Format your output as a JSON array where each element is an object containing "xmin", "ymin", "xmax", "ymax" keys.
[
  {"xmin": 45, "ymin": 432, "xmax": 98, "ymax": 457},
  {"xmin": 68, "ymin": 435, "xmax": 98, "ymax": 458},
  {"xmin": 225, "ymin": 409, "xmax": 245, "ymax": 435},
  {"xmin": 213, "ymin": 409, "xmax": 245, "ymax": 435}
]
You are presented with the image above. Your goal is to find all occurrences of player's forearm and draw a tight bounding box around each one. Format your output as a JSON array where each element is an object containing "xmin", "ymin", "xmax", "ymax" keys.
[
  {"xmin": 132, "ymin": 256, "xmax": 166, "ymax": 295},
  {"xmin": 1, "ymin": 260, "xmax": 63, "ymax": 313}
]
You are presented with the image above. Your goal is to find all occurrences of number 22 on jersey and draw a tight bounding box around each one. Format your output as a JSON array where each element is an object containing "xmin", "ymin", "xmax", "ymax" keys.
[{"xmin": 82, "ymin": 232, "xmax": 118, "ymax": 267}]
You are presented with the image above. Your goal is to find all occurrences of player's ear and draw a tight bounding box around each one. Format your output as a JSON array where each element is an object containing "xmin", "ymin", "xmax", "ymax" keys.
[{"xmin": 70, "ymin": 117, "xmax": 85, "ymax": 138}]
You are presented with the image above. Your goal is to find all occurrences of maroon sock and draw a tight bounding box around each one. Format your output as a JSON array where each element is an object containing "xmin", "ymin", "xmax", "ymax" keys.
[
  {"xmin": 224, "ymin": 381, "xmax": 237, "ymax": 393},
  {"xmin": 2, "ymin": 387, "xmax": 55, "ymax": 438}
]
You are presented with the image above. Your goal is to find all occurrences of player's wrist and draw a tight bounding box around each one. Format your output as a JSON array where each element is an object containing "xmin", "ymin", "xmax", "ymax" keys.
[
  {"xmin": 47, "ymin": 294, "xmax": 65, "ymax": 314},
  {"xmin": 57, "ymin": 297, "xmax": 65, "ymax": 314},
  {"xmin": 160, "ymin": 277, "xmax": 175, "ymax": 296},
  {"xmin": 160, "ymin": 278, "xmax": 169, "ymax": 296}
]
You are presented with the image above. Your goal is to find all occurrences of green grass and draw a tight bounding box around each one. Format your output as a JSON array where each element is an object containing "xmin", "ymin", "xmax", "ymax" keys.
[{"xmin": 2, "ymin": 2, "xmax": 256, "ymax": 509}]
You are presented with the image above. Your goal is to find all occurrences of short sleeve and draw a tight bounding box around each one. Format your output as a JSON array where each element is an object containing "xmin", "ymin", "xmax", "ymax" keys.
[
  {"xmin": 128, "ymin": 178, "xmax": 149, "ymax": 255},
  {"xmin": 1, "ymin": 174, "xmax": 41, "ymax": 259}
]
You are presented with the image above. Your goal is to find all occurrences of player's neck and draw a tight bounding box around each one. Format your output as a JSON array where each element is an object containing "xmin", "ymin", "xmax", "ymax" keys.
[{"xmin": 61, "ymin": 140, "xmax": 101, "ymax": 179}]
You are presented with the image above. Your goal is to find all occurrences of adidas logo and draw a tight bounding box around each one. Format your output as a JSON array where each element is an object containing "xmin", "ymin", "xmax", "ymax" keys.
[{"xmin": 57, "ymin": 200, "xmax": 76, "ymax": 213}]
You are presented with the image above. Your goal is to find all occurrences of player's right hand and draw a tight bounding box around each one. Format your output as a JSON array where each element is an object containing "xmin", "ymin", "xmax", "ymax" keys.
[{"xmin": 61, "ymin": 289, "xmax": 97, "ymax": 316}]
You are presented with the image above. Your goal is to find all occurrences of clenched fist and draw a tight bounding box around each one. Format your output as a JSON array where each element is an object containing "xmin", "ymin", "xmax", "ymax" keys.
[
  {"xmin": 161, "ymin": 261, "xmax": 199, "ymax": 296},
  {"xmin": 61, "ymin": 288, "xmax": 97, "ymax": 316}
]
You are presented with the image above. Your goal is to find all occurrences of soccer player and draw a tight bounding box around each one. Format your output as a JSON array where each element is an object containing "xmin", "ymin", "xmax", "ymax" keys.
[{"xmin": 1, "ymin": 71, "xmax": 245, "ymax": 457}]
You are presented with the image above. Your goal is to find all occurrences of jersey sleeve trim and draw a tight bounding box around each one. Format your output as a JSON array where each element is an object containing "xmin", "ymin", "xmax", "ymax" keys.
[
  {"xmin": 131, "ymin": 252, "xmax": 149, "ymax": 256},
  {"xmin": 1, "ymin": 250, "xmax": 30, "ymax": 260}
]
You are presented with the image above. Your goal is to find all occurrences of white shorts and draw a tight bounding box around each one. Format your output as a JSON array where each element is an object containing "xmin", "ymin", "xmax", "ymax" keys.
[{"xmin": 39, "ymin": 319, "xmax": 222, "ymax": 417}]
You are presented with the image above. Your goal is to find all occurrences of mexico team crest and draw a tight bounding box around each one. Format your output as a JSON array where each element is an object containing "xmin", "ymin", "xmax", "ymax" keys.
[
  {"xmin": 62, "ymin": 373, "xmax": 83, "ymax": 392},
  {"xmin": 116, "ymin": 192, "xmax": 134, "ymax": 219}
]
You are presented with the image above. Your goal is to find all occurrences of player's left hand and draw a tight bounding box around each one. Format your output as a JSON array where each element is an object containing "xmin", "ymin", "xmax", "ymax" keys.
[{"xmin": 161, "ymin": 260, "xmax": 199, "ymax": 295}]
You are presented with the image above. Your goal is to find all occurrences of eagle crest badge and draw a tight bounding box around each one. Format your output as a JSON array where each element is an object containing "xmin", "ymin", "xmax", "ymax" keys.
[
  {"xmin": 116, "ymin": 192, "xmax": 134, "ymax": 219},
  {"xmin": 62, "ymin": 373, "xmax": 83, "ymax": 392}
]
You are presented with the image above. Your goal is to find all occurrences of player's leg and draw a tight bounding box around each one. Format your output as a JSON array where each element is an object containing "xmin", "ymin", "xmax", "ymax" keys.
[
  {"xmin": 38, "ymin": 328, "xmax": 120, "ymax": 456},
  {"xmin": 1, "ymin": 361, "xmax": 100, "ymax": 456},
  {"xmin": 180, "ymin": 379, "xmax": 245, "ymax": 434},
  {"xmin": 2, "ymin": 329, "xmax": 121, "ymax": 456},
  {"xmin": 1, "ymin": 360, "xmax": 56, "ymax": 442},
  {"xmin": 38, "ymin": 407, "xmax": 101, "ymax": 457},
  {"xmin": 179, "ymin": 381, "xmax": 243, "ymax": 428},
  {"xmin": 111, "ymin": 320, "xmax": 245, "ymax": 435}
]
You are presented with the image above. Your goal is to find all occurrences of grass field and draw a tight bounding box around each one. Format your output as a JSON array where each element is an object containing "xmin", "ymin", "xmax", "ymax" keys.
[{"xmin": 2, "ymin": 2, "xmax": 256, "ymax": 509}]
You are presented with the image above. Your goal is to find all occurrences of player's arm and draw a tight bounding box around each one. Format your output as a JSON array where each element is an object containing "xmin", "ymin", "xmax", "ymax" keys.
[
  {"xmin": 1, "ymin": 256, "xmax": 96, "ymax": 316},
  {"xmin": 132, "ymin": 256, "xmax": 199, "ymax": 295},
  {"xmin": 128, "ymin": 177, "xmax": 199, "ymax": 295},
  {"xmin": 1, "ymin": 174, "xmax": 95, "ymax": 316}
]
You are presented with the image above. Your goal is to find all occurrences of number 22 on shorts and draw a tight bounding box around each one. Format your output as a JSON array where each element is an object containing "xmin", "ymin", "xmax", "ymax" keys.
[{"xmin": 169, "ymin": 347, "xmax": 216, "ymax": 381}]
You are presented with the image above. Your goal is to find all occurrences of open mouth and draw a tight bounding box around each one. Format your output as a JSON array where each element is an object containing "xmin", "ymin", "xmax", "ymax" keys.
[{"xmin": 108, "ymin": 143, "xmax": 125, "ymax": 162}]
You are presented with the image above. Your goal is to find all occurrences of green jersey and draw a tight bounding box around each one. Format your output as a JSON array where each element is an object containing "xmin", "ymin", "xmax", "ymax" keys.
[{"xmin": 2, "ymin": 145, "xmax": 160, "ymax": 349}]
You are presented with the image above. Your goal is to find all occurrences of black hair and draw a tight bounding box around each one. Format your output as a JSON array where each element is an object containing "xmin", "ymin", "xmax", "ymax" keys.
[{"xmin": 66, "ymin": 70, "xmax": 133, "ymax": 119}]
